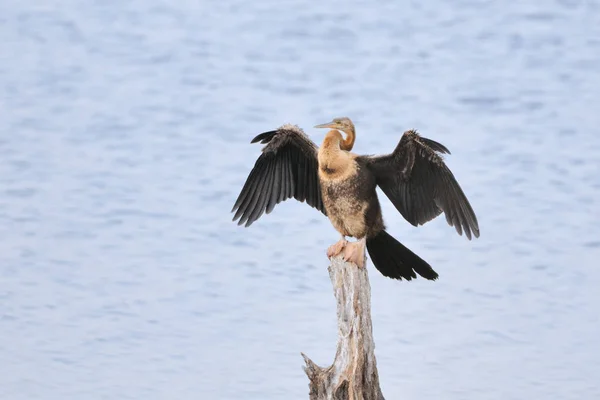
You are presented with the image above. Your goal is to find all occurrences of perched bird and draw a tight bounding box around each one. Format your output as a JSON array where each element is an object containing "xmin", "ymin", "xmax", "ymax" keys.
[{"xmin": 231, "ymin": 117, "xmax": 479, "ymax": 281}]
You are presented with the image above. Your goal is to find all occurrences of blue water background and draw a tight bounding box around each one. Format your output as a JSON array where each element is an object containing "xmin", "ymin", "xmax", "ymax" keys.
[{"xmin": 1, "ymin": 1, "xmax": 599, "ymax": 399}]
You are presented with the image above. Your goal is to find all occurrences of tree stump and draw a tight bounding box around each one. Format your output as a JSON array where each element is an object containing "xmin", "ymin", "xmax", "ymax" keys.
[{"xmin": 302, "ymin": 255, "xmax": 385, "ymax": 400}]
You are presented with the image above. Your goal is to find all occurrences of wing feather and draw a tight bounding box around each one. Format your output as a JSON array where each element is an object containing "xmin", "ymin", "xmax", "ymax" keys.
[
  {"xmin": 239, "ymin": 158, "xmax": 271, "ymax": 227},
  {"xmin": 294, "ymin": 149, "xmax": 306, "ymax": 202},
  {"xmin": 260, "ymin": 160, "xmax": 275, "ymax": 215},
  {"xmin": 232, "ymin": 159, "xmax": 266, "ymax": 221},
  {"xmin": 277, "ymin": 155, "xmax": 287, "ymax": 204},
  {"xmin": 232, "ymin": 124, "xmax": 326, "ymax": 227},
  {"xmin": 247, "ymin": 160, "xmax": 274, "ymax": 226},
  {"xmin": 306, "ymin": 157, "xmax": 315, "ymax": 207},
  {"xmin": 360, "ymin": 129, "xmax": 479, "ymax": 239},
  {"xmin": 285, "ymin": 148, "xmax": 294, "ymax": 199},
  {"xmin": 267, "ymin": 155, "xmax": 281, "ymax": 214},
  {"xmin": 231, "ymin": 159, "xmax": 263, "ymax": 213}
]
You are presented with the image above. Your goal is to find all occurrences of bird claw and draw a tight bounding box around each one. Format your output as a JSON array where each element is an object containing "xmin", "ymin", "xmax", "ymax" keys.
[
  {"xmin": 327, "ymin": 238, "xmax": 348, "ymax": 258},
  {"xmin": 342, "ymin": 240, "xmax": 366, "ymax": 268}
]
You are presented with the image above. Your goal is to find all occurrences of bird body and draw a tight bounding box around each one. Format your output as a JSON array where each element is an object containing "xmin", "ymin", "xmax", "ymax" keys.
[
  {"xmin": 318, "ymin": 130, "xmax": 383, "ymax": 240},
  {"xmin": 231, "ymin": 117, "xmax": 479, "ymax": 281}
]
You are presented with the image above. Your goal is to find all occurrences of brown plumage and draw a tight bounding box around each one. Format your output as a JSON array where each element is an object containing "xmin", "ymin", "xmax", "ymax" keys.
[{"xmin": 231, "ymin": 117, "xmax": 480, "ymax": 281}]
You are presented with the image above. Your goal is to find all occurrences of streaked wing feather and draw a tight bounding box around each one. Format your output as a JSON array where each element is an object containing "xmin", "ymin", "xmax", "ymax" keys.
[
  {"xmin": 246, "ymin": 160, "xmax": 274, "ymax": 226},
  {"xmin": 294, "ymin": 150, "xmax": 306, "ymax": 202},
  {"xmin": 420, "ymin": 137, "xmax": 451, "ymax": 154},
  {"xmin": 251, "ymin": 130, "xmax": 277, "ymax": 144},
  {"xmin": 285, "ymin": 149, "xmax": 294, "ymax": 199},
  {"xmin": 239, "ymin": 156, "xmax": 271, "ymax": 226},
  {"xmin": 277, "ymin": 155, "xmax": 286, "ymax": 204},
  {"xmin": 362, "ymin": 130, "xmax": 479, "ymax": 239},
  {"xmin": 266, "ymin": 155, "xmax": 281, "ymax": 214},
  {"xmin": 231, "ymin": 158, "xmax": 263, "ymax": 213},
  {"xmin": 260, "ymin": 160, "xmax": 275, "ymax": 215},
  {"xmin": 306, "ymin": 157, "xmax": 315, "ymax": 207},
  {"xmin": 232, "ymin": 124, "xmax": 326, "ymax": 227},
  {"xmin": 232, "ymin": 159, "xmax": 266, "ymax": 221},
  {"xmin": 283, "ymin": 149, "xmax": 292, "ymax": 200}
]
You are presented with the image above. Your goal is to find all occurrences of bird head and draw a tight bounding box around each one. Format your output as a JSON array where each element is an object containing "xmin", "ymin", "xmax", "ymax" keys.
[{"xmin": 314, "ymin": 117, "xmax": 354, "ymax": 135}]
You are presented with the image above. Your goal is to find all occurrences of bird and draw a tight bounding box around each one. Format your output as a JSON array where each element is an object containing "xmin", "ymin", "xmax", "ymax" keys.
[{"xmin": 231, "ymin": 117, "xmax": 479, "ymax": 281}]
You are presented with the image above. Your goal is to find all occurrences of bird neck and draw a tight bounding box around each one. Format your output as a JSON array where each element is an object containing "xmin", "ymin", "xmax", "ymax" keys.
[
  {"xmin": 321, "ymin": 130, "xmax": 344, "ymax": 153},
  {"xmin": 340, "ymin": 126, "xmax": 355, "ymax": 151},
  {"xmin": 319, "ymin": 130, "xmax": 353, "ymax": 175}
]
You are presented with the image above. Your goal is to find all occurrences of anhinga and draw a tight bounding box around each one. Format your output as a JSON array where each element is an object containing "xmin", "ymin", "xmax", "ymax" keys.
[{"xmin": 231, "ymin": 117, "xmax": 479, "ymax": 281}]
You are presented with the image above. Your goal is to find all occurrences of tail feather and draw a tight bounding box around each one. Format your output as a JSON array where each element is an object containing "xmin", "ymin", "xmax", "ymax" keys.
[{"xmin": 366, "ymin": 230, "xmax": 438, "ymax": 281}]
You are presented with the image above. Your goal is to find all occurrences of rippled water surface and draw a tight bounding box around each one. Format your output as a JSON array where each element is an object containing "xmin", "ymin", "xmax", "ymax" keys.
[{"xmin": 1, "ymin": 0, "xmax": 600, "ymax": 399}]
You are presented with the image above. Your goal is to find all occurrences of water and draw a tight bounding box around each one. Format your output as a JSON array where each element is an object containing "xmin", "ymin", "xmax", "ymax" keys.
[{"xmin": 1, "ymin": 0, "xmax": 599, "ymax": 399}]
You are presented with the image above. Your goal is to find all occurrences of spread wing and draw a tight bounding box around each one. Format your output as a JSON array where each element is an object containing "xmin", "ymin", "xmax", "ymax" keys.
[
  {"xmin": 359, "ymin": 130, "xmax": 480, "ymax": 239},
  {"xmin": 231, "ymin": 124, "xmax": 326, "ymax": 227}
]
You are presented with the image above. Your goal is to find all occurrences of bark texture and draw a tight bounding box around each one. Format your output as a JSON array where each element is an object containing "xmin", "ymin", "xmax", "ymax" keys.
[{"xmin": 302, "ymin": 255, "xmax": 385, "ymax": 400}]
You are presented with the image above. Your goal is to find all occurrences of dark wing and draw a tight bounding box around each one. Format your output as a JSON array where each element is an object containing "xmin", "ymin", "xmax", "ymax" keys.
[
  {"xmin": 231, "ymin": 124, "xmax": 326, "ymax": 227},
  {"xmin": 359, "ymin": 129, "xmax": 480, "ymax": 239}
]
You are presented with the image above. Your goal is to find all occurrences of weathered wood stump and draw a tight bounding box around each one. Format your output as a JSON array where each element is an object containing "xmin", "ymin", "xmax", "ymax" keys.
[{"xmin": 302, "ymin": 255, "xmax": 385, "ymax": 400}]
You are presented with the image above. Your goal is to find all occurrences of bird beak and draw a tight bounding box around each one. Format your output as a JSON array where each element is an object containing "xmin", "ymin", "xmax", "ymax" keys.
[{"xmin": 314, "ymin": 121, "xmax": 336, "ymax": 129}]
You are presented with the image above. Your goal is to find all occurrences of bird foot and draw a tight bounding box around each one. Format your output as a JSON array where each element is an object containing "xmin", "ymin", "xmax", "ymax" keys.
[
  {"xmin": 342, "ymin": 239, "xmax": 366, "ymax": 268},
  {"xmin": 327, "ymin": 238, "xmax": 348, "ymax": 258}
]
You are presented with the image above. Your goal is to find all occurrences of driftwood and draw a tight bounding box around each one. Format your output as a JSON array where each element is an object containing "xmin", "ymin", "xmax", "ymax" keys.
[{"xmin": 302, "ymin": 255, "xmax": 385, "ymax": 400}]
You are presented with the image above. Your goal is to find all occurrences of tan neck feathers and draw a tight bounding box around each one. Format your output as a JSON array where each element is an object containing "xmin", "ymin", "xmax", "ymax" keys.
[{"xmin": 340, "ymin": 126, "xmax": 355, "ymax": 151}]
